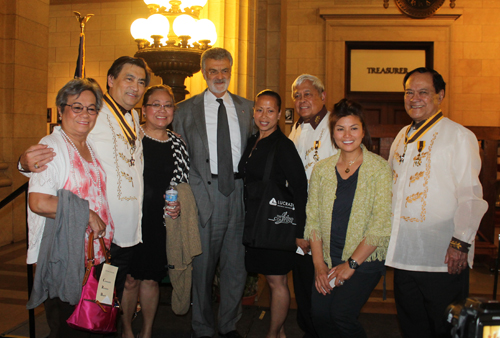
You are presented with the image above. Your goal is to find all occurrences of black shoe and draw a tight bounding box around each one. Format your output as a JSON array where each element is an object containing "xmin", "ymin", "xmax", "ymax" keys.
[{"xmin": 218, "ymin": 331, "xmax": 242, "ymax": 338}]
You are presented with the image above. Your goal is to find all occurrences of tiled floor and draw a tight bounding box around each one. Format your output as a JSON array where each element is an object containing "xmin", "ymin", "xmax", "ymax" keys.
[{"xmin": 0, "ymin": 240, "xmax": 498, "ymax": 336}]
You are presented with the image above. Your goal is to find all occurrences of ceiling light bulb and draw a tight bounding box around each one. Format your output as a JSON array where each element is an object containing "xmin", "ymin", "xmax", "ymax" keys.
[
  {"xmin": 193, "ymin": 19, "xmax": 217, "ymax": 44},
  {"xmin": 190, "ymin": 0, "xmax": 208, "ymax": 7},
  {"xmin": 130, "ymin": 18, "xmax": 149, "ymax": 40},
  {"xmin": 147, "ymin": 14, "xmax": 170, "ymax": 39},
  {"xmin": 173, "ymin": 14, "xmax": 196, "ymax": 37}
]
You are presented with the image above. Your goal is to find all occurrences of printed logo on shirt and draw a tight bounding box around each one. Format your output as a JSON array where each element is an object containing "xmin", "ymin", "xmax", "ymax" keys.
[
  {"xmin": 268, "ymin": 212, "xmax": 296, "ymax": 225},
  {"xmin": 269, "ymin": 198, "xmax": 295, "ymax": 210}
]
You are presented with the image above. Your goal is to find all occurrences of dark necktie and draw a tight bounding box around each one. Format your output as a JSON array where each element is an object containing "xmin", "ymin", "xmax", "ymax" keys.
[{"xmin": 216, "ymin": 98, "xmax": 235, "ymax": 196}]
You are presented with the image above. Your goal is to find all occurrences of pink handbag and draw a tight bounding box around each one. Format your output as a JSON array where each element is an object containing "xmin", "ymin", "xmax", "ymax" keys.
[{"xmin": 66, "ymin": 232, "xmax": 119, "ymax": 333}]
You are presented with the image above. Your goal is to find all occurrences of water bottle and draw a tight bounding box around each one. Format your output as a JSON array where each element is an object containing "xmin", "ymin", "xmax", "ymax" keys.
[{"xmin": 165, "ymin": 181, "xmax": 178, "ymax": 218}]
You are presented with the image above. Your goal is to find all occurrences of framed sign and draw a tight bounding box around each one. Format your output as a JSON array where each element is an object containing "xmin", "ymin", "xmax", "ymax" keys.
[
  {"xmin": 346, "ymin": 41, "xmax": 433, "ymax": 94},
  {"xmin": 285, "ymin": 108, "xmax": 294, "ymax": 124}
]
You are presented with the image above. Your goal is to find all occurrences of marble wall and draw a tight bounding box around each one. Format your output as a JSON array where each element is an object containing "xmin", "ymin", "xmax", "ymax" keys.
[
  {"xmin": 0, "ymin": 0, "xmax": 49, "ymax": 247},
  {"xmin": 284, "ymin": 0, "xmax": 500, "ymax": 127}
]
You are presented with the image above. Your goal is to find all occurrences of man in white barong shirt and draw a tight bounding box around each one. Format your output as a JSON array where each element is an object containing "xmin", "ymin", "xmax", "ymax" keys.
[
  {"xmin": 385, "ymin": 67, "xmax": 488, "ymax": 338},
  {"xmin": 289, "ymin": 74, "xmax": 337, "ymax": 338}
]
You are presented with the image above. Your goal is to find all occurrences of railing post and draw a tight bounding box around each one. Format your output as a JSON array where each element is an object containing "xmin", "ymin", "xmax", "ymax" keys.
[{"xmin": 24, "ymin": 186, "xmax": 36, "ymax": 338}]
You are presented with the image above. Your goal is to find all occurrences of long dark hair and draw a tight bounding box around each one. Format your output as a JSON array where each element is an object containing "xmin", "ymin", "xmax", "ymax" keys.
[{"xmin": 329, "ymin": 98, "xmax": 372, "ymax": 151}]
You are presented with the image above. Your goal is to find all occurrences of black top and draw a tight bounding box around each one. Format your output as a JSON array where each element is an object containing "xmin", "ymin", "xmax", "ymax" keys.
[
  {"xmin": 238, "ymin": 128, "xmax": 308, "ymax": 237},
  {"xmin": 330, "ymin": 166, "xmax": 384, "ymax": 273},
  {"xmin": 330, "ymin": 167, "xmax": 359, "ymax": 259},
  {"xmin": 129, "ymin": 131, "xmax": 190, "ymax": 282}
]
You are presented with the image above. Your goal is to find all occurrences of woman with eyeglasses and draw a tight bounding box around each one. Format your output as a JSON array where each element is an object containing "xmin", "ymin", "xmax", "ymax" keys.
[
  {"xmin": 26, "ymin": 78, "xmax": 113, "ymax": 337},
  {"xmin": 121, "ymin": 85, "xmax": 189, "ymax": 338}
]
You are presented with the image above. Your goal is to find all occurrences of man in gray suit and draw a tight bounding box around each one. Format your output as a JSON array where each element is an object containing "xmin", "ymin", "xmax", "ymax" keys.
[{"xmin": 173, "ymin": 48, "xmax": 254, "ymax": 338}]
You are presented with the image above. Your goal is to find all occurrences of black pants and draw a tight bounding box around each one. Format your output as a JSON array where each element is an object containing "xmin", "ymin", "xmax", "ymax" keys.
[
  {"xmin": 394, "ymin": 268, "xmax": 469, "ymax": 338},
  {"xmin": 311, "ymin": 270, "xmax": 381, "ymax": 338},
  {"xmin": 44, "ymin": 297, "xmax": 104, "ymax": 338},
  {"xmin": 293, "ymin": 254, "xmax": 319, "ymax": 338}
]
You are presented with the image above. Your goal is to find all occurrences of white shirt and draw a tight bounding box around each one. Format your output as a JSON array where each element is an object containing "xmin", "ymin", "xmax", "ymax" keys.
[
  {"xmin": 204, "ymin": 90, "xmax": 242, "ymax": 174},
  {"xmin": 89, "ymin": 103, "xmax": 144, "ymax": 247},
  {"xmin": 385, "ymin": 116, "xmax": 488, "ymax": 272},
  {"xmin": 289, "ymin": 110, "xmax": 337, "ymax": 181}
]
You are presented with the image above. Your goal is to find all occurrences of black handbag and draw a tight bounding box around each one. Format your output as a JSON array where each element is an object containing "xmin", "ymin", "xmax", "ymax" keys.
[{"xmin": 242, "ymin": 138, "xmax": 297, "ymax": 252}]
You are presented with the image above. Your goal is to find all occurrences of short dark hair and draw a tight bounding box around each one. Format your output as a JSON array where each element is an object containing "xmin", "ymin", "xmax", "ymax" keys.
[
  {"xmin": 201, "ymin": 48, "xmax": 233, "ymax": 71},
  {"xmin": 56, "ymin": 77, "xmax": 104, "ymax": 112},
  {"xmin": 329, "ymin": 98, "xmax": 372, "ymax": 151},
  {"xmin": 106, "ymin": 56, "xmax": 152, "ymax": 91},
  {"xmin": 403, "ymin": 67, "xmax": 446, "ymax": 97},
  {"xmin": 142, "ymin": 84, "xmax": 176, "ymax": 110},
  {"xmin": 256, "ymin": 89, "xmax": 281, "ymax": 112}
]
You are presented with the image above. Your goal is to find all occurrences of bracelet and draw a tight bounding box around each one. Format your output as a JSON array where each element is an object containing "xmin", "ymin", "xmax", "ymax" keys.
[{"xmin": 449, "ymin": 237, "xmax": 471, "ymax": 253}]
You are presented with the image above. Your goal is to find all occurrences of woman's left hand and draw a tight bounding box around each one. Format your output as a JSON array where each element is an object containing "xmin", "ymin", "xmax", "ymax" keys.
[
  {"xmin": 329, "ymin": 262, "xmax": 355, "ymax": 287},
  {"xmin": 166, "ymin": 201, "xmax": 181, "ymax": 220}
]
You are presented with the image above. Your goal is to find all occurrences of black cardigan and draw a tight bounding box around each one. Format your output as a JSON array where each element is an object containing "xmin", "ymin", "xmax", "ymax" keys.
[{"xmin": 238, "ymin": 128, "xmax": 308, "ymax": 238}]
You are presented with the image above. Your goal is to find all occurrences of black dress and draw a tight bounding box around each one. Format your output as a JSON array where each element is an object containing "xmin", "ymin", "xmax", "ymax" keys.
[
  {"xmin": 129, "ymin": 132, "xmax": 190, "ymax": 282},
  {"xmin": 238, "ymin": 128, "xmax": 308, "ymax": 275}
]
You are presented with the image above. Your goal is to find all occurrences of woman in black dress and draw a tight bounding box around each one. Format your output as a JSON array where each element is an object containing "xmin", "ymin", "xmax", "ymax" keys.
[
  {"xmin": 122, "ymin": 85, "xmax": 189, "ymax": 338},
  {"xmin": 239, "ymin": 89, "xmax": 308, "ymax": 338}
]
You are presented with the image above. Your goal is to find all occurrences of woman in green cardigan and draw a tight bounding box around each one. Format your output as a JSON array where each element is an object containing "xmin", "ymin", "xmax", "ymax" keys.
[{"xmin": 304, "ymin": 99, "xmax": 392, "ymax": 338}]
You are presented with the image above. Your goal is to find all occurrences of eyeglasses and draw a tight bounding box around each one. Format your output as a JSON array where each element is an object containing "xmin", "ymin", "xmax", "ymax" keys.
[
  {"xmin": 64, "ymin": 103, "xmax": 98, "ymax": 115},
  {"xmin": 144, "ymin": 103, "xmax": 175, "ymax": 111}
]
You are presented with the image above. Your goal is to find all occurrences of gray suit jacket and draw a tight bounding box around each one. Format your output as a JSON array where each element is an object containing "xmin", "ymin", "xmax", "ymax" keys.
[{"xmin": 173, "ymin": 90, "xmax": 254, "ymax": 227}]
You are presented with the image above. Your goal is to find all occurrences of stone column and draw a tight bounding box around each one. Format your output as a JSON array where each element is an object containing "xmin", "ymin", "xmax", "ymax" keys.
[{"xmin": 0, "ymin": 0, "xmax": 49, "ymax": 246}]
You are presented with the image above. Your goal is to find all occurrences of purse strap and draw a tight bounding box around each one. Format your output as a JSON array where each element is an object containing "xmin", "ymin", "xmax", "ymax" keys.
[
  {"xmin": 82, "ymin": 231, "xmax": 110, "ymax": 286},
  {"xmin": 262, "ymin": 138, "xmax": 281, "ymax": 182}
]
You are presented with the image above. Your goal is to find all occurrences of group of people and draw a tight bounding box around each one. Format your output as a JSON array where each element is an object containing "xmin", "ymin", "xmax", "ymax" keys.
[{"xmin": 19, "ymin": 46, "xmax": 487, "ymax": 338}]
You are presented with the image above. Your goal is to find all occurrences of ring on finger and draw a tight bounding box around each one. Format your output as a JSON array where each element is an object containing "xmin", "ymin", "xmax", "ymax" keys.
[
  {"xmin": 339, "ymin": 280, "xmax": 344, "ymax": 286},
  {"xmin": 34, "ymin": 162, "xmax": 39, "ymax": 169}
]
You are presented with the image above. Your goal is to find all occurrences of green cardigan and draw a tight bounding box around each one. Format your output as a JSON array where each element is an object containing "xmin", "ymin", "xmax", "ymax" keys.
[{"xmin": 304, "ymin": 145, "xmax": 392, "ymax": 269}]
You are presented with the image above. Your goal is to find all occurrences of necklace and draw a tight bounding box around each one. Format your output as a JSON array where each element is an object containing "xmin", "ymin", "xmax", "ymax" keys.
[
  {"xmin": 60, "ymin": 129, "xmax": 102, "ymax": 212},
  {"xmin": 343, "ymin": 151, "xmax": 362, "ymax": 174},
  {"xmin": 140, "ymin": 126, "xmax": 170, "ymax": 143}
]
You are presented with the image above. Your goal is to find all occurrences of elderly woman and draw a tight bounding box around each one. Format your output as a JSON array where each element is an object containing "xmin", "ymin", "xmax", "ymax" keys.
[
  {"xmin": 239, "ymin": 89, "xmax": 308, "ymax": 338},
  {"xmin": 26, "ymin": 78, "xmax": 113, "ymax": 338},
  {"xmin": 305, "ymin": 99, "xmax": 392, "ymax": 338},
  {"xmin": 121, "ymin": 84, "xmax": 189, "ymax": 338}
]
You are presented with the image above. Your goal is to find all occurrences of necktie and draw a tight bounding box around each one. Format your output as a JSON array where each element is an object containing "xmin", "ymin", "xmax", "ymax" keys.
[{"xmin": 216, "ymin": 98, "xmax": 234, "ymax": 196}]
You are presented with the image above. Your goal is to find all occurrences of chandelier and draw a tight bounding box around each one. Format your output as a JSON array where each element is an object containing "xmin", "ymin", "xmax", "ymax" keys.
[{"xmin": 130, "ymin": 0, "xmax": 218, "ymax": 102}]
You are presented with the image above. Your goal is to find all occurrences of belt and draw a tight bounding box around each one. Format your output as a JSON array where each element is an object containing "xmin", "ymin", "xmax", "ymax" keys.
[{"xmin": 211, "ymin": 173, "xmax": 243, "ymax": 180}]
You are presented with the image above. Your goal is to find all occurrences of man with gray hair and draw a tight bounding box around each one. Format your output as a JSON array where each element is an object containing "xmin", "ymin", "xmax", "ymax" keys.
[
  {"xmin": 289, "ymin": 74, "xmax": 336, "ymax": 338},
  {"xmin": 174, "ymin": 47, "xmax": 254, "ymax": 338}
]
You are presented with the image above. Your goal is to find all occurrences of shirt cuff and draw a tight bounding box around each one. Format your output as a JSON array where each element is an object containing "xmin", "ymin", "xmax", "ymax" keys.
[
  {"xmin": 17, "ymin": 156, "xmax": 30, "ymax": 173},
  {"xmin": 449, "ymin": 237, "xmax": 471, "ymax": 253}
]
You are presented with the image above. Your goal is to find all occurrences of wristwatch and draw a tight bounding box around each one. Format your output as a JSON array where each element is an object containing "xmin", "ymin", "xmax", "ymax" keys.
[{"xmin": 348, "ymin": 257, "xmax": 360, "ymax": 270}]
